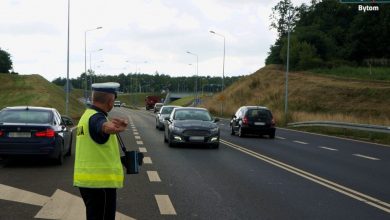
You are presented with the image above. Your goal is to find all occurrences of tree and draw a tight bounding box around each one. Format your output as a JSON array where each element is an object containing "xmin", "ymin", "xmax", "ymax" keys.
[
  {"xmin": 0, "ymin": 48, "xmax": 13, "ymax": 73},
  {"xmin": 269, "ymin": 0, "xmax": 299, "ymax": 38}
]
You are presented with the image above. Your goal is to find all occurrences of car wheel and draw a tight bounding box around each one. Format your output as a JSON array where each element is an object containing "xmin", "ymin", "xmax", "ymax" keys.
[
  {"xmin": 230, "ymin": 126, "xmax": 235, "ymax": 135},
  {"xmin": 55, "ymin": 144, "xmax": 64, "ymax": 165},
  {"xmin": 164, "ymin": 132, "xmax": 168, "ymax": 143},
  {"xmin": 211, "ymin": 143, "xmax": 219, "ymax": 149},
  {"xmin": 156, "ymin": 120, "xmax": 159, "ymax": 129},
  {"xmin": 168, "ymin": 135, "xmax": 175, "ymax": 147},
  {"xmin": 238, "ymin": 127, "xmax": 245, "ymax": 138},
  {"xmin": 269, "ymin": 131, "xmax": 275, "ymax": 139},
  {"xmin": 65, "ymin": 136, "xmax": 72, "ymax": 157}
]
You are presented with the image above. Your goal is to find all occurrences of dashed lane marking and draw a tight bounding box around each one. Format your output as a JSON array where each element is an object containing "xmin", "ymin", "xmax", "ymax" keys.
[
  {"xmin": 353, "ymin": 154, "xmax": 380, "ymax": 161},
  {"xmin": 147, "ymin": 171, "xmax": 161, "ymax": 182},
  {"xmin": 135, "ymin": 136, "xmax": 141, "ymax": 139},
  {"xmin": 276, "ymin": 136, "xmax": 286, "ymax": 140},
  {"xmin": 139, "ymin": 147, "xmax": 147, "ymax": 153},
  {"xmin": 136, "ymin": 141, "xmax": 144, "ymax": 145},
  {"xmin": 319, "ymin": 146, "xmax": 338, "ymax": 151},
  {"xmin": 155, "ymin": 195, "xmax": 177, "ymax": 215},
  {"xmin": 293, "ymin": 140, "xmax": 308, "ymax": 145},
  {"xmin": 143, "ymin": 157, "xmax": 152, "ymax": 164},
  {"xmin": 134, "ymin": 132, "xmax": 139, "ymax": 135}
]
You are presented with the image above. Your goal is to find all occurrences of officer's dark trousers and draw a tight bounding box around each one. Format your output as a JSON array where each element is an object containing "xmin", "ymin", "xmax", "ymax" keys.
[{"xmin": 79, "ymin": 187, "xmax": 117, "ymax": 220}]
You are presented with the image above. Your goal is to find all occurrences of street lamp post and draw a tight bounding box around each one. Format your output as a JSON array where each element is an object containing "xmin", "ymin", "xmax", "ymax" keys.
[
  {"xmin": 65, "ymin": 0, "xmax": 70, "ymax": 116},
  {"xmin": 84, "ymin": 26, "xmax": 102, "ymax": 101},
  {"xmin": 209, "ymin": 30, "xmax": 225, "ymax": 90},
  {"xmin": 285, "ymin": 9, "xmax": 294, "ymax": 124},
  {"xmin": 186, "ymin": 51, "xmax": 199, "ymax": 106}
]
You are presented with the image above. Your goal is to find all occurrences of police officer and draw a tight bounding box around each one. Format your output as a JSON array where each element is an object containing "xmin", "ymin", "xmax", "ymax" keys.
[{"xmin": 74, "ymin": 82, "xmax": 128, "ymax": 220}]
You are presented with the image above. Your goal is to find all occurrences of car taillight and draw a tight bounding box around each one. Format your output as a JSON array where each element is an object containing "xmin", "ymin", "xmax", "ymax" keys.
[
  {"xmin": 271, "ymin": 118, "xmax": 276, "ymax": 127},
  {"xmin": 242, "ymin": 116, "xmax": 249, "ymax": 125},
  {"xmin": 35, "ymin": 129, "xmax": 55, "ymax": 138},
  {"xmin": 0, "ymin": 131, "xmax": 4, "ymax": 137}
]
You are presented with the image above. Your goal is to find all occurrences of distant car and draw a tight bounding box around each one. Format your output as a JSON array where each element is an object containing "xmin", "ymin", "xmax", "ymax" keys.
[
  {"xmin": 155, "ymin": 105, "xmax": 180, "ymax": 130},
  {"xmin": 0, "ymin": 106, "xmax": 74, "ymax": 164},
  {"xmin": 153, "ymin": 103, "xmax": 164, "ymax": 113},
  {"xmin": 114, "ymin": 100, "xmax": 121, "ymax": 107},
  {"xmin": 230, "ymin": 106, "xmax": 275, "ymax": 138},
  {"xmin": 164, "ymin": 107, "xmax": 220, "ymax": 148}
]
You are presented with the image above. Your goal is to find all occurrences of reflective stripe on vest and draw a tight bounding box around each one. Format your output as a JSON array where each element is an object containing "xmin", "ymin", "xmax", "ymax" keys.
[{"xmin": 73, "ymin": 109, "xmax": 124, "ymax": 188}]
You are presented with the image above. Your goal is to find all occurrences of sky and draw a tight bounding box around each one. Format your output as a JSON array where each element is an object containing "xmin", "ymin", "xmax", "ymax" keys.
[{"xmin": 0, "ymin": 0, "xmax": 311, "ymax": 81}]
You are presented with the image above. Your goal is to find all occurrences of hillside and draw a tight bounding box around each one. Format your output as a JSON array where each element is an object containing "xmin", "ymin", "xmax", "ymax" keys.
[
  {"xmin": 201, "ymin": 65, "xmax": 390, "ymax": 126},
  {"xmin": 0, "ymin": 74, "xmax": 85, "ymax": 119}
]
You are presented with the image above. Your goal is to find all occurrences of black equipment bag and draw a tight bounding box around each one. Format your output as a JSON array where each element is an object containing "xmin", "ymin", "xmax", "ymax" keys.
[{"xmin": 117, "ymin": 134, "xmax": 144, "ymax": 174}]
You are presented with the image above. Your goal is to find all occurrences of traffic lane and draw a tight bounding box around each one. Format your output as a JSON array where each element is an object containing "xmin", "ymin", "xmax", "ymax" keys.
[
  {"xmin": 218, "ymin": 123, "xmax": 390, "ymax": 208},
  {"xmin": 276, "ymin": 127, "xmax": 390, "ymax": 159},
  {"xmin": 126, "ymin": 109, "xmax": 388, "ymax": 219}
]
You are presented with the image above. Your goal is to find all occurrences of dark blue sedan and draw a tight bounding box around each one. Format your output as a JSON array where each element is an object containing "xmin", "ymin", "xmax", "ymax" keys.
[{"xmin": 0, "ymin": 106, "xmax": 74, "ymax": 164}]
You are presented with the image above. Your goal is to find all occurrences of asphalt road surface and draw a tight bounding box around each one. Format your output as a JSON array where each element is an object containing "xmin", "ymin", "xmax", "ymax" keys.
[{"xmin": 0, "ymin": 107, "xmax": 389, "ymax": 220}]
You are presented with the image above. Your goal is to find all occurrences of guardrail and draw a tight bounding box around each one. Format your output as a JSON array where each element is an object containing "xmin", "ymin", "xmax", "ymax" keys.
[{"xmin": 288, "ymin": 121, "xmax": 390, "ymax": 134}]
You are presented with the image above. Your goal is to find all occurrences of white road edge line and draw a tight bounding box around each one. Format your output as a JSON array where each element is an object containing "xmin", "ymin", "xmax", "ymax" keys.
[
  {"xmin": 319, "ymin": 146, "xmax": 339, "ymax": 151},
  {"xmin": 353, "ymin": 154, "xmax": 380, "ymax": 161},
  {"xmin": 155, "ymin": 195, "xmax": 177, "ymax": 215},
  {"xmin": 147, "ymin": 171, "xmax": 161, "ymax": 182},
  {"xmin": 293, "ymin": 140, "xmax": 308, "ymax": 145}
]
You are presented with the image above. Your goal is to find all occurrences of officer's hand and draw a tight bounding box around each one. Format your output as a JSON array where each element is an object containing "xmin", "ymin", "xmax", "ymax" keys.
[
  {"xmin": 102, "ymin": 120, "xmax": 127, "ymax": 134},
  {"xmin": 111, "ymin": 117, "xmax": 128, "ymax": 128}
]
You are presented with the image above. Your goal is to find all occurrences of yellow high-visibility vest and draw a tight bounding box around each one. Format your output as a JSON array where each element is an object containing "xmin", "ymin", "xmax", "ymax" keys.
[{"xmin": 73, "ymin": 109, "xmax": 124, "ymax": 188}]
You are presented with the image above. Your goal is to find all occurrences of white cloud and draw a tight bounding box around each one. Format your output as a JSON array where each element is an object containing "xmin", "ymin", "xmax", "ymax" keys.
[{"xmin": 0, "ymin": 0, "xmax": 312, "ymax": 81}]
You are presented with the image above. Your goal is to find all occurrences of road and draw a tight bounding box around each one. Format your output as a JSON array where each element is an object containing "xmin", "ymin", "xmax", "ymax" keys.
[{"xmin": 0, "ymin": 107, "xmax": 389, "ymax": 219}]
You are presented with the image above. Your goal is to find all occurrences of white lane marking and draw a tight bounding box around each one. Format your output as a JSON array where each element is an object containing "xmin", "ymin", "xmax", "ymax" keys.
[
  {"xmin": 143, "ymin": 157, "xmax": 152, "ymax": 164},
  {"xmin": 135, "ymin": 136, "xmax": 141, "ymax": 139},
  {"xmin": 136, "ymin": 141, "xmax": 143, "ymax": 145},
  {"xmin": 133, "ymin": 132, "xmax": 139, "ymax": 135},
  {"xmin": 147, "ymin": 171, "xmax": 161, "ymax": 182},
  {"xmin": 220, "ymin": 123, "xmax": 224, "ymax": 126},
  {"xmin": 319, "ymin": 146, "xmax": 338, "ymax": 151},
  {"xmin": 0, "ymin": 184, "xmax": 49, "ymax": 206},
  {"xmin": 139, "ymin": 147, "xmax": 147, "ymax": 153},
  {"xmin": 155, "ymin": 195, "xmax": 177, "ymax": 215},
  {"xmin": 353, "ymin": 154, "xmax": 380, "ymax": 161},
  {"xmin": 293, "ymin": 140, "xmax": 308, "ymax": 145},
  {"xmin": 276, "ymin": 136, "xmax": 286, "ymax": 140}
]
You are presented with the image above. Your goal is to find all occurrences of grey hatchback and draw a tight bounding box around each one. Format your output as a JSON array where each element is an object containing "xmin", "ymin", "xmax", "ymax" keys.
[{"xmin": 230, "ymin": 106, "xmax": 276, "ymax": 138}]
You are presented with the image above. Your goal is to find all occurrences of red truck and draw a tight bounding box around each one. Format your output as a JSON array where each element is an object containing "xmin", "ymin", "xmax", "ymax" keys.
[{"xmin": 145, "ymin": 96, "xmax": 161, "ymax": 110}]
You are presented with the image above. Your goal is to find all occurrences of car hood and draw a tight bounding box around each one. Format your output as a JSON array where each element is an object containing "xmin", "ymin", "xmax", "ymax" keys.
[{"xmin": 173, "ymin": 120, "xmax": 218, "ymax": 129}]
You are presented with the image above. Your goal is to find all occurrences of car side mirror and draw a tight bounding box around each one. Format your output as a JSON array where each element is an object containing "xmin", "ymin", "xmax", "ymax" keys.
[
  {"xmin": 213, "ymin": 118, "xmax": 220, "ymax": 123},
  {"xmin": 164, "ymin": 117, "xmax": 171, "ymax": 122}
]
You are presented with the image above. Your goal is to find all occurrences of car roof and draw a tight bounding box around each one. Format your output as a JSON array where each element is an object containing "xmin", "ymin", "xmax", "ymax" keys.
[
  {"xmin": 242, "ymin": 106, "xmax": 270, "ymax": 110},
  {"xmin": 161, "ymin": 105, "xmax": 180, "ymax": 108},
  {"xmin": 2, "ymin": 106, "xmax": 56, "ymax": 112},
  {"xmin": 174, "ymin": 107, "xmax": 209, "ymax": 111}
]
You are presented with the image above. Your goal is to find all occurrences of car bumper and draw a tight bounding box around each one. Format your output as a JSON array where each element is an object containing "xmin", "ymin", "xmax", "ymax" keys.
[
  {"xmin": 0, "ymin": 141, "xmax": 60, "ymax": 159},
  {"xmin": 241, "ymin": 126, "xmax": 275, "ymax": 134},
  {"xmin": 170, "ymin": 132, "xmax": 220, "ymax": 145}
]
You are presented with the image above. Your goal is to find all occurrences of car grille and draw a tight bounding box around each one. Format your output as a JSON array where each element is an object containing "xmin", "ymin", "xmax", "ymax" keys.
[{"xmin": 183, "ymin": 130, "xmax": 210, "ymax": 136}]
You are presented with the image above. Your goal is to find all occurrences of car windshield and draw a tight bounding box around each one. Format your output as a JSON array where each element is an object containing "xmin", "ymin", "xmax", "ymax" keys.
[
  {"xmin": 247, "ymin": 109, "xmax": 271, "ymax": 120},
  {"xmin": 161, "ymin": 107, "xmax": 174, "ymax": 114},
  {"xmin": 0, "ymin": 109, "xmax": 53, "ymax": 124},
  {"xmin": 174, "ymin": 109, "xmax": 212, "ymax": 121}
]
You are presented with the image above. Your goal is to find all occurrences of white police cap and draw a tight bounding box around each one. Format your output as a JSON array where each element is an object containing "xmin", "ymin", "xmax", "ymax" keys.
[{"xmin": 91, "ymin": 82, "xmax": 120, "ymax": 98}]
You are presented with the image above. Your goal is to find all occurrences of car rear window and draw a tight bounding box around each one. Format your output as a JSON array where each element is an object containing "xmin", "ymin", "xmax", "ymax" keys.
[
  {"xmin": 247, "ymin": 109, "xmax": 272, "ymax": 120},
  {"xmin": 0, "ymin": 109, "xmax": 53, "ymax": 124}
]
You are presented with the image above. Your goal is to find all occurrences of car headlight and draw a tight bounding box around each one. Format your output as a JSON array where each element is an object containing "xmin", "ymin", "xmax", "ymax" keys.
[{"xmin": 210, "ymin": 127, "xmax": 219, "ymax": 133}]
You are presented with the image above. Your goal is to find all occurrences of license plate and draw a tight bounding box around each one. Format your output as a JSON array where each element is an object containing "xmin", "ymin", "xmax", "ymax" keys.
[
  {"xmin": 8, "ymin": 132, "xmax": 31, "ymax": 138},
  {"xmin": 189, "ymin": 136, "xmax": 204, "ymax": 141},
  {"xmin": 254, "ymin": 122, "xmax": 265, "ymax": 125}
]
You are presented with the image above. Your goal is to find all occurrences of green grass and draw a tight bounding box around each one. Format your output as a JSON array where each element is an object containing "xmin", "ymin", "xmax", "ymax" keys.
[
  {"xmin": 310, "ymin": 66, "xmax": 390, "ymax": 81},
  {"xmin": 169, "ymin": 96, "xmax": 195, "ymax": 106},
  {"xmin": 0, "ymin": 74, "xmax": 86, "ymax": 119}
]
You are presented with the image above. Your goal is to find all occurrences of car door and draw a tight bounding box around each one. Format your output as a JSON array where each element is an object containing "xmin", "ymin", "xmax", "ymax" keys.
[
  {"xmin": 232, "ymin": 108, "xmax": 242, "ymax": 131},
  {"xmin": 58, "ymin": 114, "xmax": 72, "ymax": 153}
]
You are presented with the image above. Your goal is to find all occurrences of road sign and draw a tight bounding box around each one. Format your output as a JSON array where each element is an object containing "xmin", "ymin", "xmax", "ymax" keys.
[{"xmin": 340, "ymin": 0, "xmax": 390, "ymax": 3}]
